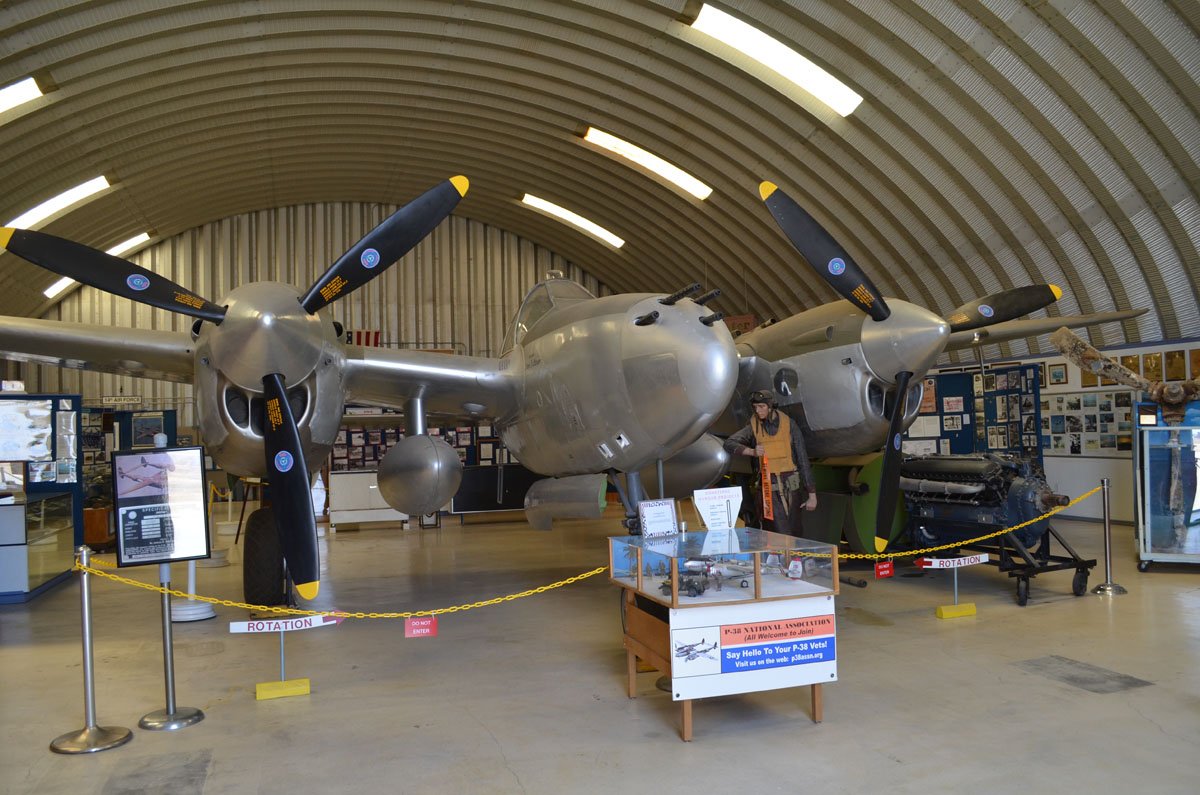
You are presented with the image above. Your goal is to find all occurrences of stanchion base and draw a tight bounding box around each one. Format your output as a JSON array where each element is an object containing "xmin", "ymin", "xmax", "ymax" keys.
[
  {"xmin": 196, "ymin": 547, "xmax": 231, "ymax": 568},
  {"xmin": 50, "ymin": 725, "xmax": 132, "ymax": 754},
  {"xmin": 139, "ymin": 706, "xmax": 204, "ymax": 731},
  {"xmin": 1092, "ymin": 582, "xmax": 1128, "ymax": 596},
  {"xmin": 936, "ymin": 603, "xmax": 977, "ymax": 619},
  {"xmin": 170, "ymin": 598, "xmax": 216, "ymax": 622}
]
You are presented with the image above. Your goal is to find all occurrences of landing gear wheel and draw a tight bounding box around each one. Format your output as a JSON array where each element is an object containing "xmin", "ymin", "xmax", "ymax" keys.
[
  {"xmin": 1016, "ymin": 576, "xmax": 1029, "ymax": 606},
  {"xmin": 243, "ymin": 508, "xmax": 286, "ymax": 606},
  {"xmin": 1137, "ymin": 560, "xmax": 1151, "ymax": 572},
  {"xmin": 1072, "ymin": 568, "xmax": 1088, "ymax": 596}
]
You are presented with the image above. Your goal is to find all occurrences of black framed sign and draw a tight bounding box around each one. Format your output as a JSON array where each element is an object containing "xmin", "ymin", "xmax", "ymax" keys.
[{"xmin": 113, "ymin": 446, "xmax": 211, "ymax": 566}]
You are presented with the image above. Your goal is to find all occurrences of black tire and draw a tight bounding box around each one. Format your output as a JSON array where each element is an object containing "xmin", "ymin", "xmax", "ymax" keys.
[
  {"xmin": 687, "ymin": 584, "xmax": 699, "ymax": 598},
  {"xmin": 243, "ymin": 508, "xmax": 286, "ymax": 606},
  {"xmin": 1072, "ymin": 569, "xmax": 1088, "ymax": 596},
  {"xmin": 1016, "ymin": 577, "xmax": 1029, "ymax": 606},
  {"xmin": 1137, "ymin": 560, "xmax": 1151, "ymax": 573}
]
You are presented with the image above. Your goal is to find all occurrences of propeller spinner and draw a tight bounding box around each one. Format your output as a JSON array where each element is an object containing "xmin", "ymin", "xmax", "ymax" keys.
[{"xmin": 1, "ymin": 176, "xmax": 469, "ymax": 599}]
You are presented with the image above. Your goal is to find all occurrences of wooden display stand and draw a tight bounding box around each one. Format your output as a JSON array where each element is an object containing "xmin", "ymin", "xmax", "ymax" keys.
[{"xmin": 620, "ymin": 588, "xmax": 824, "ymax": 741}]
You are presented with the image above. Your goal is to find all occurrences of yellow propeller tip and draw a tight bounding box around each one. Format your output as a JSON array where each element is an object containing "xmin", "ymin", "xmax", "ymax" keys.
[
  {"xmin": 1049, "ymin": 284, "xmax": 1062, "ymax": 300},
  {"xmin": 758, "ymin": 181, "xmax": 778, "ymax": 201},
  {"xmin": 0, "ymin": 227, "xmax": 13, "ymax": 249},
  {"xmin": 295, "ymin": 581, "xmax": 320, "ymax": 600},
  {"xmin": 875, "ymin": 536, "xmax": 889, "ymax": 553},
  {"xmin": 450, "ymin": 175, "xmax": 469, "ymax": 196}
]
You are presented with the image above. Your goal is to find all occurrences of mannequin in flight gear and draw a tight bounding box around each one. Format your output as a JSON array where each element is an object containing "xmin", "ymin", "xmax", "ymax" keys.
[{"xmin": 724, "ymin": 390, "xmax": 817, "ymax": 535}]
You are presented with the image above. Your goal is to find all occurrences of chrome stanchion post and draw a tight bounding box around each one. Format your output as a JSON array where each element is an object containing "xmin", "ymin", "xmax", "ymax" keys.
[
  {"xmin": 139, "ymin": 563, "xmax": 204, "ymax": 730},
  {"xmin": 50, "ymin": 546, "xmax": 133, "ymax": 754},
  {"xmin": 1093, "ymin": 478, "xmax": 1128, "ymax": 596}
]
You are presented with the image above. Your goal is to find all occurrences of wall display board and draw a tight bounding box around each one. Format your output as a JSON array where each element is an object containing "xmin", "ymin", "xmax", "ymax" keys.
[
  {"xmin": 904, "ymin": 366, "xmax": 1041, "ymax": 469},
  {"xmin": 1041, "ymin": 389, "xmax": 1135, "ymax": 458},
  {"xmin": 333, "ymin": 413, "xmax": 513, "ymax": 472},
  {"xmin": 113, "ymin": 447, "xmax": 210, "ymax": 566},
  {"xmin": 0, "ymin": 393, "xmax": 84, "ymax": 545}
]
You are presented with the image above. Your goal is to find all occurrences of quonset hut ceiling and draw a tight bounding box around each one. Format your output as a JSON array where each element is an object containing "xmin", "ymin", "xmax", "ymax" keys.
[{"xmin": 0, "ymin": 0, "xmax": 1197, "ymax": 363}]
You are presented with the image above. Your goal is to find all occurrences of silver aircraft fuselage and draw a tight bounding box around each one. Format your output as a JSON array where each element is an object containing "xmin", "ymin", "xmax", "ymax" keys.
[{"xmin": 717, "ymin": 298, "xmax": 950, "ymax": 458}]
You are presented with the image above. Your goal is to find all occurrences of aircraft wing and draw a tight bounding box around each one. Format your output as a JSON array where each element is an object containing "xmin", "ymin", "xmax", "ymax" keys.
[
  {"xmin": 943, "ymin": 309, "xmax": 1148, "ymax": 352},
  {"xmin": 342, "ymin": 345, "xmax": 518, "ymax": 418},
  {"xmin": 0, "ymin": 316, "xmax": 194, "ymax": 382}
]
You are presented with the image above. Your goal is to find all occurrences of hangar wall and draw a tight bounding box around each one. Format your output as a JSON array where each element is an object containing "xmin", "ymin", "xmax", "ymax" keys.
[{"xmin": 20, "ymin": 203, "xmax": 608, "ymax": 427}]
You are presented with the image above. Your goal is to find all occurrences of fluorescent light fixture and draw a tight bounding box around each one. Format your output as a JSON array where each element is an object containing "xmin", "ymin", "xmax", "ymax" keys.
[
  {"xmin": 691, "ymin": 4, "xmax": 863, "ymax": 117},
  {"xmin": 0, "ymin": 77, "xmax": 42, "ymax": 115},
  {"xmin": 6, "ymin": 175, "xmax": 110, "ymax": 229},
  {"xmin": 107, "ymin": 232, "xmax": 151, "ymax": 257},
  {"xmin": 43, "ymin": 277, "xmax": 74, "ymax": 299},
  {"xmin": 583, "ymin": 127, "xmax": 713, "ymax": 200},
  {"xmin": 521, "ymin": 194, "xmax": 625, "ymax": 248},
  {"xmin": 41, "ymin": 233, "xmax": 150, "ymax": 299}
]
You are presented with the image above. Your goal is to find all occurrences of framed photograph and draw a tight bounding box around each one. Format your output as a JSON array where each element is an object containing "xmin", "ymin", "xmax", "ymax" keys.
[
  {"xmin": 1120, "ymin": 354, "xmax": 1140, "ymax": 377},
  {"xmin": 1142, "ymin": 352, "xmax": 1163, "ymax": 382},
  {"xmin": 1164, "ymin": 349, "xmax": 1186, "ymax": 381},
  {"xmin": 1048, "ymin": 363, "xmax": 1067, "ymax": 385},
  {"xmin": 1080, "ymin": 367, "xmax": 1098, "ymax": 388},
  {"xmin": 984, "ymin": 373, "xmax": 996, "ymax": 392},
  {"xmin": 130, "ymin": 412, "xmax": 164, "ymax": 448},
  {"xmin": 1191, "ymin": 349, "xmax": 1200, "ymax": 380},
  {"xmin": 1036, "ymin": 363, "xmax": 1046, "ymax": 389}
]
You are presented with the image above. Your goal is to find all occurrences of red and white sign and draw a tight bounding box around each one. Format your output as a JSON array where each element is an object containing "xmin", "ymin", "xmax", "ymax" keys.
[
  {"xmin": 915, "ymin": 554, "xmax": 988, "ymax": 570},
  {"xmin": 874, "ymin": 559, "xmax": 894, "ymax": 578},
  {"xmin": 229, "ymin": 614, "xmax": 344, "ymax": 634},
  {"xmin": 347, "ymin": 330, "xmax": 381, "ymax": 346},
  {"xmin": 405, "ymin": 616, "xmax": 438, "ymax": 638}
]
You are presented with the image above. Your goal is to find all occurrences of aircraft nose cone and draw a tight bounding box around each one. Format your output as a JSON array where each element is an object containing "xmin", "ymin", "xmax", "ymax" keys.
[{"xmin": 859, "ymin": 300, "xmax": 949, "ymax": 380}]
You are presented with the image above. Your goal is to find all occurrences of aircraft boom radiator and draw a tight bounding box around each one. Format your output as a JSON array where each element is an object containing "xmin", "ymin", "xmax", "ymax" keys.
[{"xmin": 899, "ymin": 454, "xmax": 1068, "ymax": 548}]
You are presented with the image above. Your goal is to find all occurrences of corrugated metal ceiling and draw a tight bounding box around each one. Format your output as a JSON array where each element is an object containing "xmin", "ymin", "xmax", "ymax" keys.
[{"xmin": 1, "ymin": 0, "xmax": 1196, "ymax": 363}]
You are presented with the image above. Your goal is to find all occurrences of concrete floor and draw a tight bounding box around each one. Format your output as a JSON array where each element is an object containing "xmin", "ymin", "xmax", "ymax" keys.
[{"xmin": 2, "ymin": 509, "xmax": 1198, "ymax": 794}]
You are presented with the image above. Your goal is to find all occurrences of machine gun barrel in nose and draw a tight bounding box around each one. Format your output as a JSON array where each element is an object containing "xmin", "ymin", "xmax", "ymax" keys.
[{"xmin": 658, "ymin": 283, "xmax": 701, "ymax": 305}]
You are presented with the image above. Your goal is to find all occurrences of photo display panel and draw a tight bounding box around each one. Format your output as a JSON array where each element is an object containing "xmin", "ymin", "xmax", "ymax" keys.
[{"xmin": 113, "ymin": 446, "xmax": 210, "ymax": 566}]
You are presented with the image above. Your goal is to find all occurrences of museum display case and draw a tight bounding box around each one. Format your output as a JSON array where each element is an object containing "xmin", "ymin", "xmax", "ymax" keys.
[{"xmin": 610, "ymin": 528, "xmax": 837, "ymax": 608}]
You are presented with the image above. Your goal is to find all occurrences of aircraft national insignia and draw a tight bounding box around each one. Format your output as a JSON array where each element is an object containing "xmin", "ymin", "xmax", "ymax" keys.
[
  {"xmin": 126, "ymin": 274, "xmax": 150, "ymax": 291},
  {"xmin": 828, "ymin": 258, "xmax": 846, "ymax": 276},
  {"xmin": 274, "ymin": 451, "xmax": 294, "ymax": 473},
  {"xmin": 360, "ymin": 248, "xmax": 381, "ymax": 269},
  {"xmin": 893, "ymin": 433, "xmax": 902, "ymax": 450},
  {"xmin": 979, "ymin": 304, "xmax": 994, "ymax": 317},
  {"xmin": 319, "ymin": 275, "xmax": 347, "ymax": 302}
]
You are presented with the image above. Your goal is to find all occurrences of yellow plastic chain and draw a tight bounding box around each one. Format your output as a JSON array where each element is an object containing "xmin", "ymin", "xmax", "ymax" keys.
[
  {"xmin": 75, "ymin": 560, "xmax": 609, "ymax": 619},
  {"xmin": 79, "ymin": 486, "xmax": 1101, "ymax": 611}
]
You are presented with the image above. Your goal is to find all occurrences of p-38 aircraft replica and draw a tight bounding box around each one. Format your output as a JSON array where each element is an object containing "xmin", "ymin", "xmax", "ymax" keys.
[
  {"xmin": 657, "ymin": 180, "xmax": 1147, "ymax": 555},
  {"xmin": 0, "ymin": 176, "xmax": 739, "ymax": 603}
]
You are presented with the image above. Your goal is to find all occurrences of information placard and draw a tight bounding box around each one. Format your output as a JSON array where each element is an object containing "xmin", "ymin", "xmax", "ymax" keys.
[
  {"xmin": 114, "ymin": 446, "xmax": 211, "ymax": 566},
  {"xmin": 693, "ymin": 486, "xmax": 742, "ymax": 531},
  {"xmin": 637, "ymin": 498, "xmax": 679, "ymax": 538}
]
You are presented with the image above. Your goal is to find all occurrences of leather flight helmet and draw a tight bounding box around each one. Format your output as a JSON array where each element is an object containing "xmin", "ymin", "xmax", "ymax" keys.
[{"xmin": 748, "ymin": 389, "xmax": 776, "ymax": 407}]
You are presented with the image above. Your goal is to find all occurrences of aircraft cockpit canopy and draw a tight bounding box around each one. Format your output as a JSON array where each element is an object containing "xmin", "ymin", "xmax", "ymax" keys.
[{"xmin": 501, "ymin": 279, "xmax": 595, "ymax": 354}]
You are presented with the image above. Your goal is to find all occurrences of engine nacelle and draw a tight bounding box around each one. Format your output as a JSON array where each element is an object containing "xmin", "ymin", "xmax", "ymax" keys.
[
  {"xmin": 377, "ymin": 435, "xmax": 463, "ymax": 516},
  {"xmin": 635, "ymin": 433, "xmax": 730, "ymax": 499}
]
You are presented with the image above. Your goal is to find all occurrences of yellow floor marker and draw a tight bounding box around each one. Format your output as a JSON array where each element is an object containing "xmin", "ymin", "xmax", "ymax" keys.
[
  {"xmin": 256, "ymin": 679, "xmax": 310, "ymax": 700},
  {"xmin": 936, "ymin": 602, "xmax": 977, "ymax": 619}
]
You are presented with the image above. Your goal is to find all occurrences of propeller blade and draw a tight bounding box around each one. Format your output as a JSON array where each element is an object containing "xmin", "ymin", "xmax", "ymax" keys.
[
  {"xmin": 0, "ymin": 227, "xmax": 226, "ymax": 323},
  {"xmin": 301, "ymin": 176, "xmax": 469, "ymax": 313},
  {"xmin": 261, "ymin": 373, "xmax": 320, "ymax": 600},
  {"xmin": 1049, "ymin": 327, "xmax": 1152, "ymax": 393},
  {"xmin": 875, "ymin": 370, "xmax": 913, "ymax": 550},
  {"xmin": 945, "ymin": 284, "xmax": 1062, "ymax": 333},
  {"xmin": 759, "ymin": 181, "xmax": 890, "ymax": 322}
]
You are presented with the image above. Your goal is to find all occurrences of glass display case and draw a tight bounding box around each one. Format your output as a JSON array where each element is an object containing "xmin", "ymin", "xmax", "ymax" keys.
[
  {"xmin": 610, "ymin": 528, "xmax": 837, "ymax": 607},
  {"xmin": 0, "ymin": 491, "xmax": 76, "ymax": 601},
  {"xmin": 1136, "ymin": 419, "xmax": 1199, "ymax": 569}
]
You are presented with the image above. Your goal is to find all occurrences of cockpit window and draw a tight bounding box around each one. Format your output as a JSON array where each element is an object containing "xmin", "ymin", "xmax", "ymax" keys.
[{"xmin": 501, "ymin": 279, "xmax": 596, "ymax": 354}]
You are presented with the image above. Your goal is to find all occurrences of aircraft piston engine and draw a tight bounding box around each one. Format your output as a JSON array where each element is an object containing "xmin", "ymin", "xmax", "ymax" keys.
[{"xmin": 377, "ymin": 434, "xmax": 463, "ymax": 516}]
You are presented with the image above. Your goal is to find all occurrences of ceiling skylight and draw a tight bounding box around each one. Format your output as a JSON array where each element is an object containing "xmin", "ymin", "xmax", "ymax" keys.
[{"xmin": 521, "ymin": 194, "xmax": 625, "ymax": 248}]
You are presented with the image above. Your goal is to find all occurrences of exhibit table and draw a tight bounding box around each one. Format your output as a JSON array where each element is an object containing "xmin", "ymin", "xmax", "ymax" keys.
[{"xmin": 611, "ymin": 529, "xmax": 838, "ymax": 741}]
